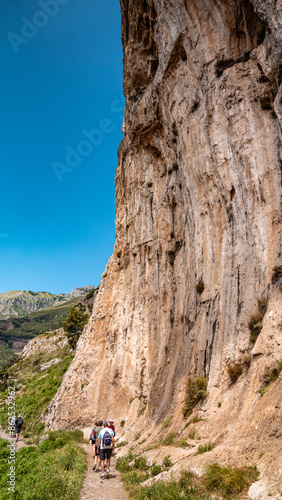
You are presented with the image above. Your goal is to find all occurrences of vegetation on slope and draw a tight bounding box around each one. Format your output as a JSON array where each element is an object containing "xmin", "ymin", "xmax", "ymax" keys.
[
  {"xmin": 0, "ymin": 431, "xmax": 87, "ymax": 500},
  {"xmin": 0, "ymin": 344, "xmax": 18, "ymax": 371},
  {"xmin": 0, "ymin": 296, "xmax": 85, "ymax": 343}
]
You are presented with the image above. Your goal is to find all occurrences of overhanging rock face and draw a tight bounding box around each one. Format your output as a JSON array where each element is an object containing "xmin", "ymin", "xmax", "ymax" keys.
[{"xmin": 44, "ymin": 0, "xmax": 281, "ymax": 488}]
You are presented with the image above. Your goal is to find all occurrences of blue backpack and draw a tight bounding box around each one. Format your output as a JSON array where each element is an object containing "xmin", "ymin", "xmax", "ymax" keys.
[{"xmin": 102, "ymin": 430, "xmax": 113, "ymax": 449}]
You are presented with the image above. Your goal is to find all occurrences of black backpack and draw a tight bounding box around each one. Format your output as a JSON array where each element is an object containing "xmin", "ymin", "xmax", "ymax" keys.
[
  {"xmin": 17, "ymin": 418, "xmax": 23, "ymax": 426},
  {"xmin": 102, "ymin": 430, "xmax": 113, "ymax": 449}
]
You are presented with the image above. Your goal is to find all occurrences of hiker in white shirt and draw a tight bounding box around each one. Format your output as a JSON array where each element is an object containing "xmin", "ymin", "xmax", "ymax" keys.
[{"xmin": 97, "ymin": 421, "xmax": 115, "ymax": 479}]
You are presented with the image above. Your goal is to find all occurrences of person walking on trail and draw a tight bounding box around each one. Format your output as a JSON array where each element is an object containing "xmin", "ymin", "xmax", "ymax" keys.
[
  {"xmin": 98, "ymin": 421, "xmax": 115, "ymax": 479},
  {"xmin": 15, "ymin": 415, "xmax": 24, "ymax": 442},
  {"xmin": 92, "ymin": 420, "xmax": 103, "ymax": 472},
  {"xmin": 90, "ymin": 422, "xmax": 98, "ymax": 457},
  {"xmin": 108, "ymin": 418, "xmax": 115, "ymax": 436}
]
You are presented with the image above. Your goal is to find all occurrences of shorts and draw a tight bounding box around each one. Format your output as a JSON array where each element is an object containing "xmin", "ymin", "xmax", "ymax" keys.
[
  {"xmin": 95, "ymin": 445, "xmax": 100, "ymax": 457},
  {"xmin": 99, "ymin": 448, "xmax": 112, "ymax": 461},
  {"xmin": 91, "ymin": 439, "xmax": 95, "ymax": 445},
  {"xmin": 16, "ymin": 427, "xmax": 22, "ymax": 434}
]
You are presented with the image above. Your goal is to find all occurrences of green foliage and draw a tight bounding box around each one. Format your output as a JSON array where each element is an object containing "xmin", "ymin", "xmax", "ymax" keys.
[
  {"xmin": 120, "ymin": 419, "xmax": 125, "ymax": 427},
  {"xmin": 138, "ymin": 406, "xmax": 146, "ymax": 418},
  {"xmin": 39, "ymin": 430, "xmax": 84, "ymax": 452},
  {"xmin": 227, "ymin": 363, "xmax": 243, "ymax": 383},
  {"xmin": 198, "ymin": 443, "xmax": 213, "ymax": 454},
  {"xmin": 185, "ymin": 416, "xmax": 204, "ymax": 428},
  {"xmin": 150, "ymin": 464, "xmax": 162, "ymax": 476},
  {"xmin": 0, "ymin": 344, "xmax": 18, "ymax": 371},
  {"xmin": 0, "ymin": 437, "xmax": 87, "ymax": 500},
  {"xmin": 249, "ymin": 297, "xmax": 268, "ymax": 343},
  {"xmin": 134, "ymin": 456, "xmax": 149, "ymax": 471},
  {"xmin": 162, "ymin": 431, "xmax": 176, "ymax": 446},
  {"xmin": 203, "ymin": 463, "xmax": 259, "ymax": 497},
  {"xmin": 162, "ymin": 415, "xmax": 173, "ymax": 429},
  {"xmin": 183, "ymin": 377, "xmax": 208, "ymax": 417},
  {"xmin": 179, "ymin": 438, "xmax": 189, "ymax": 447},
  {"xmin": 116, "ymin": 440, "xmax": 128, "ymax": 449},
  {"xmin": 188, "ymin": 427, "xmax": 196, "ymax": 439},
  {"xmin": 0, "ymin": 296, "xmax": 84, "ymax": 343},
  {"xmin": 129, "ymin": 397, "xmax": 135, "ymax": 404},
  {"xmin": 163, "ymin": 456, "xmax": 173, "ymax": 468},
  {"xmin": 134, "ymin": 432, "xmax": 141, "ymax": 441},
  {"xmin": 257, "ymin": 359, "xmax": 282, "ymax": 396},
  {"xmin": 196, "ymin": 278, "xmax": 205, "ymax": 294},
  {"xmin": 0, "ymin": 344, "xmax": 73, "ymax": 438},
  {"xmin": 62, "ymin": 306, "xmax": 89, "ymax": 349}
]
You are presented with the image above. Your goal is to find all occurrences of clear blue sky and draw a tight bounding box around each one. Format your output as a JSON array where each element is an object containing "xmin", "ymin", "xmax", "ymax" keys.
[{"xmin": 0, "ymin": 0, "xmax": 124, "ymax": 294}]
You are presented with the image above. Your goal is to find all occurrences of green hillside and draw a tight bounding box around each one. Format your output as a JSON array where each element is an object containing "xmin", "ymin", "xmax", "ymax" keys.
[{"xmin": 0, "ymin": 297, "xmax": 84, "ymax": 343}]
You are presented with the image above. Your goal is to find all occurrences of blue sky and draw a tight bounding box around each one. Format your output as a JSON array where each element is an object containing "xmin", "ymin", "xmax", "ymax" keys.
[{"xmin": 0, "ymin": 0, "xmax": 124, "ymax": 294}]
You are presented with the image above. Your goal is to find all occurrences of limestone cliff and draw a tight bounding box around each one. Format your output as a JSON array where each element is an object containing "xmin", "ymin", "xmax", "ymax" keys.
[{"xmin": 45, "ymin": 0, "xmax": 282, "ymax": 494}]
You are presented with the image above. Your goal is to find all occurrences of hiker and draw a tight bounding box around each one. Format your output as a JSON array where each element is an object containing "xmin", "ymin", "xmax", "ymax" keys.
[
  {"xmin": 90, "ymin": 422, "xmax": 98, "ymax": 456},
  {"xmin": 92, "ymin": 420, "xmax": 103, "ymax": 472},
  {"xmin": 97, "ymin": 421, "xmax": 115, "ymax": 479},
  {"xmin": 15, "ymin": 414, "xmax": 24, "ymax": 441},
  {"xmin": 108, "ymin": 418, "xmax": 115, "ymax": 436}
]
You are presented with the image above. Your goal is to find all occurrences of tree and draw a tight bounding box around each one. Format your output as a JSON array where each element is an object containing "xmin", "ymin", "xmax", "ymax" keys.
[{"xmin": 62, "ymin": 306, "xmax": 89, "ymax": 349}]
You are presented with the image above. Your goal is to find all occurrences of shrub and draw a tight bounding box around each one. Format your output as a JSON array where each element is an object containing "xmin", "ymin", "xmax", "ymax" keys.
[
  {"xmin": 198, "ymin": 443, "xmax": 213, "ymax": 454},
  {"xmin": 243, "ymin": 354, "xmax": 252, "ymax": 367},
  {"xmin": 272, "ymin": 266, "xmax": 282, "ymax": 284},
  {"xmin": 185, "ymin": 416, "xmax": 204, "ymax": 427},
  {"xmin": 151, "ymin": 464, "xmax": 162, "ymax": 476},
  {"xmin": 179, "ymin": 438, "xmax": 189, "ymax": 447},
  {"xmin": 134, "ymin": 432, "xmax": 141, "ymax": 441},
  {"xmin": 138, "ymin": 406, "xmax": 146, "ymax": 418},
  {"xmin": 203, "ymin": 463, "xmax": 259, "ymax": 496},
  {"xmin": 116, "ymin": 456, "xmax": 132, "ymax": 473},
  {"xmin": 163, "ymin": 456, "xmax": 173, "ymax": 468},
  {"xmin": 162, "ymin": 431, "xmax": 176, "ymax": 446},
  {"xmin": 196, "ymin": 278, "xmax": 204, "ymax": 294},
  {"xmin": 120, "ymin": 419, "xmax": 125, "ymax": 427},
  {"xmin": 129, "ymin": 397, "xmax": 135, "ymax": 404},
  {"xmin": 162, "ymin": 415, "xmax": 173, "ymax": 429},
  {"xmin": 134, "ymin": 456, "xmax": 148, "ymax": 471},
  {"xmin": 116, "ymin": 440, "xmax": 128, "ymax": 449},
  {"xmin": 249, "ymin": 297, "xmax": 268, "ymax": 343},
  {"xmin": 227, "ymin": 363, "xmax": 243, "ymax": 383},
  {"xmin": 183, "ymin": 377, "xmax": 208, "ymax": 417}
]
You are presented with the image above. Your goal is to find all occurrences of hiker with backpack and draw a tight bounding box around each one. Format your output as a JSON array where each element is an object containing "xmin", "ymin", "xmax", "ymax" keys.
[
  {"xmin": 90, "ymin": 421, "xmax": 98, "ymax": 456},
  {"xmin": 15, "ymin": 414, "xmax": 24, "ymax": 442},
  {"xmin": 108, "ymin": 418, "xmax": 115, "ymax": 436},
  {"xmin": 92, "ymin": 420, "xmax": 103, "ymax": 472},
  {"xmin": 97, "ymin": 421, "xmax": 115, "ymax": 479}
]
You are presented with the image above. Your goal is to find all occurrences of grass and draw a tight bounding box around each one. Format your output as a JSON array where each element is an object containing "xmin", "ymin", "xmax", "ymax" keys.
[
  {"xmin": 151, "ymin": 464, "xmax": 162, "ymax": 476},
  {"xmin": 183, "ymin": 377, "xmax": 208, "ymax": 417},
  {"xmin": 120, "ymin": 419, "xmax": 126, "ymax": 427},
  {"xmin": 135, "ymin": 432, "xmax": 141, "ymax": 441},
  {"xmin": 138, "ymin": 406, "xmax": 146, "ymax": 418},
  {"xmin": 188, "ymin": 427, "xmax": 196, "ymax": 439},
  {"xmin": 162, "ymin": 415, "xmax": 173, "ymax": 429},
  {"xmin": 0, "ymin": 342, "xmax": 73, "ymax": 438},
  {"xmin": 118, "ymin": 463, "xmax": 260, "ymax": 499},
  {"xmin": 116, "ymin": 440, "xmax": 128, "ymax": 449},
  {"xmin": 0, "ymin": 433, "xmax": 87, "ymax": 500},
  {"xmin": 162, "ymin": 431, "xmax": 176, "ymax": 446},
  {"xmin": 163, "ymin": 456, "xmax": 173, "ymax": 468},
  {"xmin": 257, "ymin": 359, "xmax": 282, "ymax": 396},
  {"xmin": 185, "ymin": 416, "xmax": 204, "ymax": 428},
  {"xmin": 227, "ymin": 363, "xmax": 243, "ymax": 383},
  {"xmin": 0, "ymin": 344, "xmax": 18, "ymax": 371},
  {"xmin": 198, "ymin": 443, "xmax": 213, "ymax": 454},
  {"xmin": 203, "ymin": 463, "xmax": 259, "ymax": 497}
]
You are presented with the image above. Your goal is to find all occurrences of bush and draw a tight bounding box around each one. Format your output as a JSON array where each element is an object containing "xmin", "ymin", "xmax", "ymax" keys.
[
  {"xmin": 63, "ymin": 306, "xmax": 89, "ymax": 349},
  {"xmin": 163, "ymin": 456, "xmax": 173, "ymax": 468},
  {"xmin": 198, "ymin": 442, "xmax": 213, "ymax": 454},
  {"xmin": 249, "ymin": 297, "xmax": 268, "ymax": 343},
  {"xmin": 203, "ymin": 463, "xmax": 259, "ymax": 496},
  {"xmin": 188, "ymin": 427, "xmax": 196, "ymax": 439},
  {"xmin": 116, "ymin": 440, "xmax": 128, "ymax": 448},
  {"xmin": 227, "ymin": 363, "xmax": 243, "ymax": 383},
  {"xmin": 196, "ymin": 278, "xmax": 205, "ymax": 294},
  {"xmin": 183, "ymin": 377, "xmax": 208, "ymax": 417},
  {"xmin": 134, "ymin": 456, "xmax": 148, "ymax": 471},
  {"xmin": 120, "ymin": 419, "xmax": 125, "ymax": 427},
  {"xmin": 135, "ymin": 432, "xmax": 141, "ymax": 441},
  {"xmin": 151, "ymin": 464, "xmax": 162, "ymax": 476}
]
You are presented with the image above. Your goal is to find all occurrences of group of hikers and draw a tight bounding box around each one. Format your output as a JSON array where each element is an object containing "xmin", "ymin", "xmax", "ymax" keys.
[{"xmin": 90, "ymin": 419, "xmax": 115, "ymax": 479}]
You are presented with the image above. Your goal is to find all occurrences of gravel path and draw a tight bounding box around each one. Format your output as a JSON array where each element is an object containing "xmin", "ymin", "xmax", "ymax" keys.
[
  {"xmin": 80, "ymin": 444, "xmax": 130, "ymax": 500},
  {"xmin": 0, "ymin": 429, "xmax": 25, "ymax": 451}
]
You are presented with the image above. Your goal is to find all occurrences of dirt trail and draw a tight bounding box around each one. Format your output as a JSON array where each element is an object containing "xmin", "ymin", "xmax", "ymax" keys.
[
  {"xmin": 0, "ymin": 429, "xmax": 25, "ymax": 451},
  {"xmin": 80, "ymin": 444, "xmax": 129, "ymax": 500}
]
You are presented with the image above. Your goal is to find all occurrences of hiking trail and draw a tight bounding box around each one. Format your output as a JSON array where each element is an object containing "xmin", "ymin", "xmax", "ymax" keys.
[
  {"xmin": 80, "ymin": 443, "xmax": 129, "ymax": 500},
  {"xmin": 0, "ymin": 428, "xmax": 25, "ymax": 451}
]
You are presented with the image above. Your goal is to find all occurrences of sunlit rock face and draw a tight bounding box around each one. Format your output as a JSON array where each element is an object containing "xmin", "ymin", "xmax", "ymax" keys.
[{"xmin": 45, "ymin": 0, "xmax": 281, "ymax": 491}]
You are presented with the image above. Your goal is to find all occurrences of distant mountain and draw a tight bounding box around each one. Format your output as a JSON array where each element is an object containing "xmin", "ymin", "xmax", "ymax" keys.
[{"xmin": 0, "ymin": 286, "xmax": 95, "ymax": 320}]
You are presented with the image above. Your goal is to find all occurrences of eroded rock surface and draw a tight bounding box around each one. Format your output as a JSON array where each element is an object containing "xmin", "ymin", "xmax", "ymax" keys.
[{"xmin": 45, "ymin": 0, "xmax": 282, "ymax": 493}]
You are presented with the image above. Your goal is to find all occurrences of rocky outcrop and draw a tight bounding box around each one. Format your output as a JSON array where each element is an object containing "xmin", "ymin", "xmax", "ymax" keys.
[
  {"xmin": 45, "ymin": 0, "xmax": 282, "ymax": 493},
  {"xmin": 0, "ymin": 287, "xmax": 95, "ymax": 319}
]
